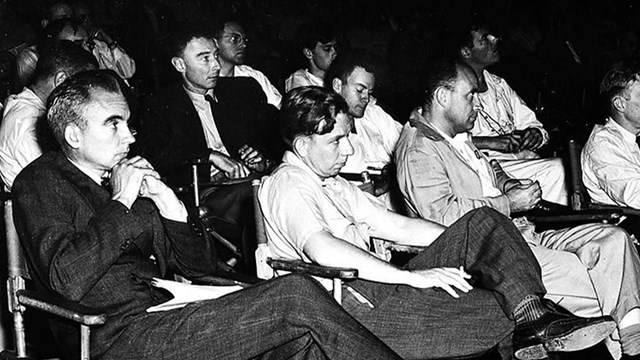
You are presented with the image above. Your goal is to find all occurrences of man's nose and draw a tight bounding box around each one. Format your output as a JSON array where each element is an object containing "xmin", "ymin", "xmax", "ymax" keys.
[
  {"xmin": 342, "ymin": 138, "xmax": 354, "ymax": 157},
  {"xmin": 472, "ymin": 94, "xmax": 483, "ymax": 111},
  {"xmin": 122, "ymin": 126, "xmax": 136, "ymax": 144}
]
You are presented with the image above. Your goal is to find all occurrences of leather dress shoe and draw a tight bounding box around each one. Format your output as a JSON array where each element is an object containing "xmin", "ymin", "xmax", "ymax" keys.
[{"xmin": 514, "ymin": 301, "xmax": 616, "ymax": 360}]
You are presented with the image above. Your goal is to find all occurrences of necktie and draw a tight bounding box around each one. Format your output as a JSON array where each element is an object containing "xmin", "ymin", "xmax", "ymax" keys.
[{"xmin": 205, "ymin": 94, "xmax": 217, "ymax": 115}]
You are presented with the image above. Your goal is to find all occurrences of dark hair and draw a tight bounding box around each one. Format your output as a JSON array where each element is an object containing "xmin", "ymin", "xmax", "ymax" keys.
[
  {"xmin": 43, "ymin": 17, "xmax": 87, "ymax": 43},
  {"xmin": 296, "ymin": 19, "xmax": 338, "ymax": 51},
  {"xmin": 443, "ymin": 12, "xmax": 491, "ymax": 60},
  {"xmin": 167, "ymin": 22, "xmax": 214, "ymax": 58},
  {"xmin": 422, "ymin": 57, "xmax": 472, "ymax": 109},
  {"xmin": 600, "ymin": 59, "xmax": 640, "ymax": 108},
  {"xmin": 47, "ymin": 69, "xmax": 125, "ymax": 150},
  {"xmin": 32, "ymin": 40, "xmax": 98, "ymax": 83},
  {"xmin": 280, "ymin": 86, "xmax": 349, "ymax": 149},
  {"xmin": 324, "ymin": 49, "xmax": 381, "ymax": 89}
]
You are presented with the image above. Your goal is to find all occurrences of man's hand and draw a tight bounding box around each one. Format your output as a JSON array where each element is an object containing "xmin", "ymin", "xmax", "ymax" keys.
[
  {"xmin": 404, "ymin": 267, "xmax": 473, "ymax": 298},
  {"xmin": 504, "ymin": 179, "xmax": 542, "ymax": 212},
  {"xmin": 238, "ymin": 144, "xmax": 271, "ymax": 173},
  {"xmin": 209, "ymin": 151, "xmax": 250, "ymax": 179},
  {"xmin": 514, "ymin": 128, "xmax": 544, "ymax": 151},
  {"xmin": 474, "ymin": 134, "xmax": 522, "ymax": 153},
  {"xmin": 110, "ymin": 156, "xmax": 158, "ymax": 208}
]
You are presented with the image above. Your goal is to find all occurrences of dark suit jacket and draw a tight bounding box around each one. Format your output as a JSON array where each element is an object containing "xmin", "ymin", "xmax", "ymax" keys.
[
  {"xmin": 12, "ymin": 151, "xmax": 218, "ymax": 358},
  {"xmin": 138, "ymin": 77, "xmax": 283, "ymax": 187}
]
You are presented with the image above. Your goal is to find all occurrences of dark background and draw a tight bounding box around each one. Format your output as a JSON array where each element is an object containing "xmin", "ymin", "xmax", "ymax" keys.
[{"xmin": 0, "ymin": 1, "xmax": 637, "ymax": 358}]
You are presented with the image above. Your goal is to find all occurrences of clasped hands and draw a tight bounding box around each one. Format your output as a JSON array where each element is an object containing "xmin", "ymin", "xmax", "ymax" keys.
[
  {"xmin": 109, "ymin": 156, "xmax": 170, "ymax": 209},
  {"xmin": 494, "ymin": 127, "xmax": 544, "ymax": 153},
  {"xmin": 209, "ymin": 144, "xmax": 270, "ymax": 179}
]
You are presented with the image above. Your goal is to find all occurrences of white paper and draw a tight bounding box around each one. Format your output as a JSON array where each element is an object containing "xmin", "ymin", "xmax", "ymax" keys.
[{"xmin": 146, "ymin": 277, "xmax": 242, "ymax": 312}]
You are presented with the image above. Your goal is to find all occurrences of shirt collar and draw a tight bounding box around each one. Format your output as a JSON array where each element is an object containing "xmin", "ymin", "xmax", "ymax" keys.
[
  {"xmin": 607, "ymin": 117, "xmax": 637, "ymax": 144},
  {"xmin": 282, "ymin": 150, "xmax": 338, "ymax": 186},
  {"xmin": 184, "ymin": 86, "xmax": 217, "ymax": 107}
]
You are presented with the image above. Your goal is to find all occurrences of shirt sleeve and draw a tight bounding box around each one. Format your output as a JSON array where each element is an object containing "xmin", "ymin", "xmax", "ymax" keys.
[{"xmin": 584, "ymin": 135, "xmax": 640, "ymax": 208}]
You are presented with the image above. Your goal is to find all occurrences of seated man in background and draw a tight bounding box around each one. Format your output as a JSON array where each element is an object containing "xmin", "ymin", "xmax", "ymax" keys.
[
  {"xmin": 284, "ymin": 18, "xmax": 339, "ymax": 92},
  {"xmin": 453, "ymin": 17, "xmax": 568, "ymax": 205},
  {"xmin": 259, "ymin": 85, "xmax": 615, "ymax": 360},
  {"xmin": 326, "ymin": 50, "xmax": 403, "ymax": 209},
  {"xmin": 140, "ymin": 25, "xmax": 282, "ymax": 273},
  {"xmin": 394, "ymin": 57, "xmax": 640, "ymax": 359},
  {"xmin": 12, "ymin": 69, "xmax": 401, "ymax": 360},
  {"xmin": 0, "ymin": 40, "xmax": 97, "ymax": 190},
  {"xmin": 214, "ymin": 18, "xmax": 282, "ymax": 109},
  {"xmin": 583, "ymin": 60, "xmax": 640, "ymax": 209}
]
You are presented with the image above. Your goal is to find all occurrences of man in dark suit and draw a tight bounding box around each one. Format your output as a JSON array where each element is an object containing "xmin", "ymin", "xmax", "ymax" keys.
[
  {"xmin": 139, "ymin": 24, "xmax": 282, "ymax": 273},
  {"xmin": 11, "ymin": 69, "xmax": 402, "ymax": 360}
]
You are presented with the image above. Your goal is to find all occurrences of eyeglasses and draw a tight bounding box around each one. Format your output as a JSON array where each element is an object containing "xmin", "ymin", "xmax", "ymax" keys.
[{"xmin": 222, "ymin": 33, "xmax": 249, "ymax": 46}]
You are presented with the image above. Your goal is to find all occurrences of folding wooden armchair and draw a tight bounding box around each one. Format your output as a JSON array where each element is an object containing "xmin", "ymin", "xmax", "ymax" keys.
[
  {"xmin": 252, "ymin": 179, "xmax": 358, "ymax": 304},
  {"xmin": 0, "ymin": 193, "xmax": 106, "ymax": 360}
]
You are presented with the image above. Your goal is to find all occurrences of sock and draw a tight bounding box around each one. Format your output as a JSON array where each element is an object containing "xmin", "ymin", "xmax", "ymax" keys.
[
  {"xmin": 513, "ymin": 295, "xmax": 546, "ymax": 326},
  {"xmin": 620, "ymin": 323, "xmax": 640, "ymax": 356}
]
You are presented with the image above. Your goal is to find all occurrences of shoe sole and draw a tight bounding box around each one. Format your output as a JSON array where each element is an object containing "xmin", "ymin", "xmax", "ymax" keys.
[{"xmin": 514, "ymin": 320, "xmax": 616, "ymax": 360}]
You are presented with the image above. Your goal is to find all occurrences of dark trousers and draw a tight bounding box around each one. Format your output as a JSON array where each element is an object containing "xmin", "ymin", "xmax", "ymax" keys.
[
  {"xmin": 103, "ymin": 274, "xmax": 401, "ymax": 360},
  {"xmin": 344, "ymin": 207, "xmax": 547, "ymax": 360}
]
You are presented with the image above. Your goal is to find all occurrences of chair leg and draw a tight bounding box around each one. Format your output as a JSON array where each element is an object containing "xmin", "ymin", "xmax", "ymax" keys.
[
  {"xmin": 80, "ymin": 325, "xmax": 90, "ymax": 360},
  {"xmin": 13, "ymin": 310, "xmax": 26, "ymax": 359},
  {"xmin": 332, "ymin": 278, "xmax": 342, "ymax": 305}
]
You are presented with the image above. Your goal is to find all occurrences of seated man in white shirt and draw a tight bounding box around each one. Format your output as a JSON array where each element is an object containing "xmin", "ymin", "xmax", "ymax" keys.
[
  {"xmin": 284, "ymin": 19, "xmax": 338, "ymax": 93},
  {"xmin": 453, "ymin": 17, "xmax": 568, "ymax": 205},
  {"xmin": 0, "ymin": 40, "xmax": 97, "ymax": 190},
  {"xmin": 214, "ymin": 19, "xmax": 282, "ymax": 109},
  {"xmin": 394, "ymin": 57, "xmax": 640, "ymax": 359},
  {"xmin": 259, "ymin": 85, "xmax": 615, "ymax": 360},
  {"xmin": 583, "ymin": 60, "xmax": 640, "ymax": 209},
  {"xmin": 326, "ymin": 50, "xmax": 403, "ymax": 208}
]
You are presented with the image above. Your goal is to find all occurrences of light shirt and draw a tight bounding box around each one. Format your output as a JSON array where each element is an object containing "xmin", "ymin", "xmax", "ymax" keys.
[
  {"xmin": 234, "ymin": 64, "xmax": 282, "ymax": 109},
  {"xmin": 0, "ymin": 87, "xmax": 45, "ymax": 190},
  {"xmin": 284, "ymin": 69, "xmax": 323, "ymax": 93},
  {"xmin": 473, "ymin": 70, "xmax": 549, "ymax": 160},
  {"xmin": 185, "ymin": 87, "xmax": 229, "ymax": 178},
  {"xmin": 259, "ymin": 151, "xmax": 385, "ymax": 287},
  {"xmin": 432, "ymin": 126, "xmax": 502, "ymax": 197},
  {"xmin": 582, "ymin": 117, "xmax": 640, "ymax": 208},
  {"xmin": 341, "ymin": 99, "xmax": 403, "ymax": 174},
  {"xmin": 184, "ymin": 87, "xmax": 229, "ymax": 156}
]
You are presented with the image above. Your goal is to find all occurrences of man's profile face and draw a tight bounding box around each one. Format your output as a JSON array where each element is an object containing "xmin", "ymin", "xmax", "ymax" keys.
[
  {"xmin": 309, "ymin": 39, "xmax": 338, "ymax": 72},
  {"xmin": 443, "ymin": 67, "xmax": 481, "ymax": 135},
  {"xmin": 216, "ymin": 22, "xmax": 247, "ymax": 66},
  {"xmin": 49, "ymin": 3, "xmax": 73, "ymax": 22},
  {"xmin": 620, "ymin": 77, "xmax": 640, "ymax": 128},
  {"xmin": 72, "ymin": 90, "xmax": 135, "ymax": 175},
  {"xmin": 336, "ymin": 66, "xmax": 374, "ymax": 119},
  {"xmin": 466, "ymin": 28, "xmax": 500, "ymax": 68},
  {"xmin": 179, "ymin": 37, "xmax": 220, "ymax": 94},
  {"xmin": 301, "ymin": 113, "xmax": 354, "ymax": 178}
]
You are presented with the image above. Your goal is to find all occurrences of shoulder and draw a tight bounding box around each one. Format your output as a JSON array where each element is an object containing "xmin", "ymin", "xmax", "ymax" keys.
[{"xmin": 13, "ymin": 152, "xmax": 63, "ymax": 188}]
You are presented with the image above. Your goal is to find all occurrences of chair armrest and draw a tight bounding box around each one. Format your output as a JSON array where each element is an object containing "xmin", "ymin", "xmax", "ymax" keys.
[
  {"xmin": 16, "ymin": 289, "xmax": 106, "ymax": 326},
  {"xmin": 190, "ymin": 272, "xmax": 263, "ymax": 287},
  {"xmin": 267, "ymin": 258, "xmax": 358, "ymax": 280},
  {"xmin": 588, "ymin": 203, "xmax": 640, "ymax": 217},
  {"xmin": 524, "ymin": 208, "xmax": 624, "ymax": 224}
]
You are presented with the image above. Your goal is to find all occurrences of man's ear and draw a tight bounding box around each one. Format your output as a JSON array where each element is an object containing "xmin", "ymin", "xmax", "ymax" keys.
[
  {"xmin": 64, "ymin": 124, "xmax": 82, "ymax": 150},
  {"xmin": 171, "ymin": 56, "xmax": 186, "ymax": 73},
  {"xmin": 434, "ymin": 86, "xmax": 449, "ymax": 108},
  {"xmin": 613, "ymin": 96, "xmax": 626, "ymax": 113},
  {"xmin": 303, "ymin": 48, "xmax": 313, "ymax": 60},
  {"xmin": 292, "ymin": 136, "xmax": 308, "ymax": 157},
  {"xmin": 52, "ymin": 71, "xmax": 68, "ymax": 87},
  {"xmin": 460, "ymin": 47, "xmax": 471, "ymax": 60},
  {"xmin": 331, "ymin": 78, "xmax": 342, "ymax": 94}
]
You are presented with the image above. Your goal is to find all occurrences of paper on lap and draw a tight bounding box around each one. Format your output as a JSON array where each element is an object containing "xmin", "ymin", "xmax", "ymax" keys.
[{"xmin": 146, "ymin": 277, "xmax": 242, "ymax": 312}]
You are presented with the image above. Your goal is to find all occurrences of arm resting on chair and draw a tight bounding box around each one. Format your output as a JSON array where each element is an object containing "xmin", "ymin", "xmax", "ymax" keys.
[{"xmin": 267, "ymin": 258, "xmax": 358, "ymax": 280}]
